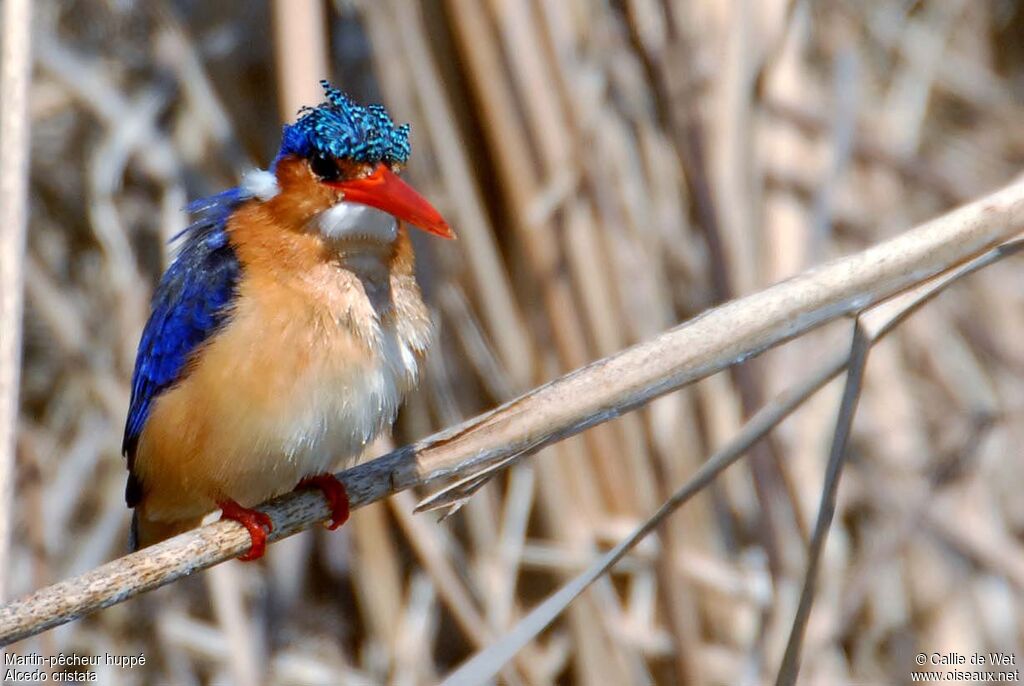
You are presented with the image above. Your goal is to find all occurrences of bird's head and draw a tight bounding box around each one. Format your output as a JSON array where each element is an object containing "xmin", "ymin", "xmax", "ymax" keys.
[{"xmin": 253, "ymin": 80, "xmax": 454, "ymax": 244}]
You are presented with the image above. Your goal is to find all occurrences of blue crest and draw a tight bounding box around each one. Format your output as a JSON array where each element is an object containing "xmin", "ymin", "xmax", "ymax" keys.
[{"xmin": 277, "ymin": 80, "xmax": 411, "ymax": 166}]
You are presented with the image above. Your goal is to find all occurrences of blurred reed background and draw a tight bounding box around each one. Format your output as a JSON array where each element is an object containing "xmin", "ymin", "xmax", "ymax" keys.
[{"xmin": 8, "ymin": 0, "xmax": 1024, "ymax": 684}]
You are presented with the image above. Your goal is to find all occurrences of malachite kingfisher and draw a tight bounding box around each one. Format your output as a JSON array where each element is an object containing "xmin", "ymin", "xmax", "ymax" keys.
[{"xmin": 123, "ymin": 81, "xmax": 454, "ymax": 560}]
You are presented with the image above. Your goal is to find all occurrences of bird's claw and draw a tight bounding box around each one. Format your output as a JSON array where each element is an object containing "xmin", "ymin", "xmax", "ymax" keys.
[
  {"xmin": 218, "ymin": 499, "xmax": 273, "ymax": 561},
  {"xmin": 297, "ymin": 474, "xmax": 350, "ymax": 530}
]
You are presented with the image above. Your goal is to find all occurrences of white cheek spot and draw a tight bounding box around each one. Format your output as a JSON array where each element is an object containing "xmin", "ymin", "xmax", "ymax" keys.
[
  {"xmin": 317, "ymin": 201, "xmax": 398, "ymax": 243},
  {"xmin": 240, "ymin": 168, "xmax": 280, "ymax": 201}
]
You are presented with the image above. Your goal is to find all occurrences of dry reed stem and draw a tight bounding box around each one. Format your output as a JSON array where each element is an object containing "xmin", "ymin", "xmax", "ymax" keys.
[
  {"xmin": 436, "ymin": 236, "xmax": 1024, "ymax": 684},
  {"xmin": 624, "ymin": 0, "xmax": 802, "ymax": 581},
  {"xmin": 0, "ymin": 176, "xmax": 1022, "ymax": 646},
  {"xmin": 436, "ymin": 0, "xmax": 647, "ymax": 673},
  {"xmin": 374, "ymin": 0, "xmax": 534, "ymax": 388},
  {"xmin": 272, "ymin": 0, "xmax": 329, "ymax": 119},
  {"xmin": 0, "ymin": 0, "xmax": 33, "ymax": 602}
]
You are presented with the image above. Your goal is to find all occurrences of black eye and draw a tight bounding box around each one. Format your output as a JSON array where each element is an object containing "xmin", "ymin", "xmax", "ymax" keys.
[{"xmin": 310, "ymin": 154, "xmax": 340, "ymax": 181}]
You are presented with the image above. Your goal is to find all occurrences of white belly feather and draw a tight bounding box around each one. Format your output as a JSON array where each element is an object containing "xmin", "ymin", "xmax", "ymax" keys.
[{"xmin": 274, "ymin": 323, "xmax": 419, "ymax": 477}]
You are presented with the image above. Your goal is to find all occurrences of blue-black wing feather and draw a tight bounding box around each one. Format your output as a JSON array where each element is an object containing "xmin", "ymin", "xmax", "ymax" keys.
[{"xmin": 123, "ymin": 188, "xmax": 247, "ymax": 507}]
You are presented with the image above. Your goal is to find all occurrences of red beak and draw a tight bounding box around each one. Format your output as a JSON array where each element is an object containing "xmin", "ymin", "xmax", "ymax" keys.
[{"xmin": 328, "ymin": 163, "xmax": 455, "ymax": 239}]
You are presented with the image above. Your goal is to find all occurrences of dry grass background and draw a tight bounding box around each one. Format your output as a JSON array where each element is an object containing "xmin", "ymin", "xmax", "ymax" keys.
[{"xmin": 7, "ymin": 0, "xmax": 1024, "ymax": 684}]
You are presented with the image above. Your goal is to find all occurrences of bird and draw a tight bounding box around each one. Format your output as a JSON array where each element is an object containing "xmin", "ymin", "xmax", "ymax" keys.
[{"xmin": 122, "ymin": 80, "xmax": 454, "ymax": 560}]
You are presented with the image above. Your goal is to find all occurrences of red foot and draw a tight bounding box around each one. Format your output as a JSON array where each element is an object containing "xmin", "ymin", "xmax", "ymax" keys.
[
  {"xmin": 218, "ymin": 499, "xmax": 273, "ymax": 561},
  {"xmin": 297, "ymin": 474, "xmax": 350, "ymax": 530}
]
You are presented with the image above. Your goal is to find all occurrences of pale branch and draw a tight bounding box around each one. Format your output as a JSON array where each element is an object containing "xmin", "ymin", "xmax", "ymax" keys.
[
  {"xmin": 436, "ymin": 237, "xmax": 1024, "ymax": 686},
  {"xmin": 0, "ymin": 0, "xmax": 34, "ymax": 601},
  {"xmin": 1, "ymin": 177, "xmax": 1023, "ymax": 645}
]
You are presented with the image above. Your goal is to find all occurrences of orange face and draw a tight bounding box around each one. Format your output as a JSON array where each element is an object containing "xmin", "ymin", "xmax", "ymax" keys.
[{"xmin": 255, "ymin": 154, "xmax": 455, "ymax": 244}]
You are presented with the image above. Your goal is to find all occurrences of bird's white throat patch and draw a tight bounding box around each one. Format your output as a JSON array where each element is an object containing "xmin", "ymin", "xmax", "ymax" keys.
[{"xmin": 317, "ymin": 201, "xmax": 398, "ymax": 243}]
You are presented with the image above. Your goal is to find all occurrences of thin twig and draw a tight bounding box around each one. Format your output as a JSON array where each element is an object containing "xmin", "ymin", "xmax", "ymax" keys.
[
  {"xmin": 775, "ymin": 320, "xmax": 871, "ymax": 686},
  {"xmin": 0, "ymin": 179, "xmax": 1022, "ymax": 644},
  {"xmin": 0, "ymin": 0, "xmax": 33, "ymax": 602}
]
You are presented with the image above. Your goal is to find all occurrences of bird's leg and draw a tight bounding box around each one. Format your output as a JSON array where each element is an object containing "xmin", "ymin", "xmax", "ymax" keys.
[
  {"xmin": 296, "ymin": 474, "xmax": 350, "ymax": 530},
  {"xmin": 217, "ymin": 499, "xmax": 273, "ymax": 561}
]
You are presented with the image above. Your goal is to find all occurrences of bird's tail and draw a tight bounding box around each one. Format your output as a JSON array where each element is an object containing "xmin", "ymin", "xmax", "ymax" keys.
[{"xmin": 129, "ymin": 509, "xmax": 203, "ymax": 551}]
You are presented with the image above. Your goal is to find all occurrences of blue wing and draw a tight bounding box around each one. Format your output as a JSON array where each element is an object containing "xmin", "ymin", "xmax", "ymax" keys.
[{"xmin": 123, "ymin": 188, "xmax": 247, "ymax": 506}]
